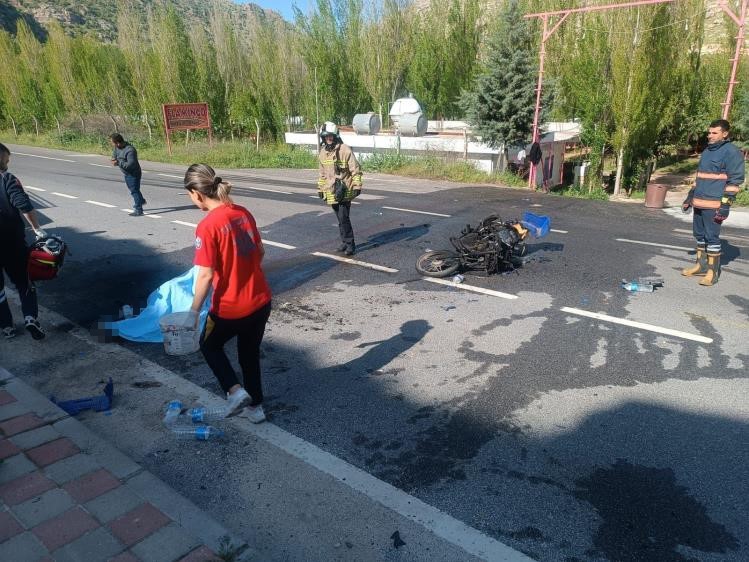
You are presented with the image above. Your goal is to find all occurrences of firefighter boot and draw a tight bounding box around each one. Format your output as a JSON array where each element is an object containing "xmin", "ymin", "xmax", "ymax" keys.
[
  {"xmin": 698, "ymin": 252, "xmax": 721, "ymax": 286},
  {"xmin": 681, "ymin": 247, "xmax": 707, "ymax": 277}
]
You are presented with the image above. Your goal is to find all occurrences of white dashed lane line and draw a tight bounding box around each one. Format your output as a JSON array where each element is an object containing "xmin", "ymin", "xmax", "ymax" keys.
[
  {"xmin": 158, "ymin": 173, "xmax": 183, "ymax": 179},
  {"xmin": 85, "ymin": 200, "xmax": 117, "ymax": 208},
  {"xmin": 382, "ymin": 206, "xmax": 451, "ymax": 218},
  {"xmin": 89, "ymin": 163, "xmax": 112, "ymax": 168},
  {"xmin": 422, "ymin": 277, "xmax": 518, "ymax": 300},
  {"xmin": 311, "ymin": 252, "xmax": 398, "ymax": 273},
  {"xmin": 171, "ymin": 220, "xmax": 198, "ymax": 228},
  {"xmin": 550, "ymin": 229, "xmax": 568, "ymax": 234},
  {"xmin": 14, "ymin": 152, "xmax": 75, "ymax": 163},
  {"xmin": 560, "ymin": 307, "xmax": 713, "ymax": 344},
  {"xmin": 25, "ymin": 186, "xmax": 46, "ymax": 192},
  {"xmin": 50, "ymin": 192, "xmax": 77, "ymax": 199},
  {"xmin": 263, "ymin": 240, "xmax": 297, "ymax": 250},
  {"xmin": 616, "ymin": 238, "xmax": 692, "ymax": 252}
]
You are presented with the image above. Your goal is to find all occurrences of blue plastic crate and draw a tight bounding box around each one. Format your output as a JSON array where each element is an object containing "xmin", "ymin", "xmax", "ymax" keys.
[
  {"xmin": 51, "ymin": 379, "xmax": 113, "ymax": 415},
  {"xmin": 521, "ymin": 211, "xmax": 551, "ymax": 238}
]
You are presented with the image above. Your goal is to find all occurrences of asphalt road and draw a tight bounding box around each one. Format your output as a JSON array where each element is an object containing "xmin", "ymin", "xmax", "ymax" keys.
[{"xmin": 2, "ymin": 144, "xmax": 748, "ymax": 562}]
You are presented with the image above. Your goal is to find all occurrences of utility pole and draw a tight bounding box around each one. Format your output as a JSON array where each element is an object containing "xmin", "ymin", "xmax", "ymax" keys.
[{"xmin": 719, "ymin": 0, "xmax": 748, "ymax": 119}]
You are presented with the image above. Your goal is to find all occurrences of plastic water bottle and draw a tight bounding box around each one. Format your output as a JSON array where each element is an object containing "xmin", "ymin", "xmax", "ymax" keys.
[
  {"xmin": 162, "ymin": 400, "xmax": 182, "ymax": 426},
  {"xmin": 621, "ymin": 281, "xmax": 654, "ymax": 293},
  {"xmin": 172, "ymin": 425, "xmax": 224, "ymax": 441},
  {"xmin": 452, "ymin": 274, "xmax": 465, "ymax": 284},
  {"xmin": 185, "ymin": 406, "xmax": 227, "ymax": 423}
]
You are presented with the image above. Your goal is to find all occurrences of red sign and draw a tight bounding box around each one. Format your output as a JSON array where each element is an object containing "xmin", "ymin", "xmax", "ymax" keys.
[
  {"xmin": 162, "ymin": 103, "xmax": 212, "ymax": 154},
  {"xmin": 163, "ymin": 103, "xmax": 211, "ymax": 131}
]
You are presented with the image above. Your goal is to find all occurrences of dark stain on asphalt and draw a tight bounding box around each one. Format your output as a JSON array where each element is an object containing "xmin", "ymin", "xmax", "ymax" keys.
[
  {"xmin": 331, "ymin": 331, "xmax": 361, "ymax": 341},
  {"xmin": 575, "ymin": 459, "xmax": 738, "ymax": 562}
]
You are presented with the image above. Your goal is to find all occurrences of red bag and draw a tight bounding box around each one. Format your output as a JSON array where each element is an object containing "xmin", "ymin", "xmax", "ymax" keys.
[{"xmin": 27, "ymin": 236, "xmax": 68, "ymax": 281}]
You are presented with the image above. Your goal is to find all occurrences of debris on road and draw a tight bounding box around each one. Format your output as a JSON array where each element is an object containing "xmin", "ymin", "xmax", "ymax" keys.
[
  {"xmin": 391, "ymin": 530, "xmax": 406, "ymax": 549},
  {"xmin": 131, "ymin": 380, "xmax": 163, "ymax": 389}
]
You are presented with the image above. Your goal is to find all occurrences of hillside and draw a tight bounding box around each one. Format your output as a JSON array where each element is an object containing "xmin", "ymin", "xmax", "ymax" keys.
[{"xmin": 0, "ymin": 0, "xmax": 285, "ymax": 41}]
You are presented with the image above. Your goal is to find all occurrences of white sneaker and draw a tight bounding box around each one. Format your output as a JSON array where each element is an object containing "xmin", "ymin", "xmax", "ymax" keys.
[
  {"xmin": 242, "ymin": 405, "xmax": 266, "ymax": 424},
  {"xmin": 225, "ymin": 388, "xmax": 251, "ymax": 417}
]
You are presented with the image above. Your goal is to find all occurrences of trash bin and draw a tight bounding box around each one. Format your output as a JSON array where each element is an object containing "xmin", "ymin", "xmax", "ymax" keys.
[{"xmin": 644, "ymin": 183, "xmax": 668, "ymax": 208}]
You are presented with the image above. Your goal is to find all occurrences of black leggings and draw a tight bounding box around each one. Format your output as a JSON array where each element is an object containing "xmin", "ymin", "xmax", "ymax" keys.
[{"xmin": 200, "ymin": 302, "xmax": 271, "ymax": 406}]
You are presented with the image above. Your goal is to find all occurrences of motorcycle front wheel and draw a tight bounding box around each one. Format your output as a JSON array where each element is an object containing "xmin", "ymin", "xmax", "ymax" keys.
[{"xmin": 415, "ymin": 250, "xmax": 461, "ymax": 277}]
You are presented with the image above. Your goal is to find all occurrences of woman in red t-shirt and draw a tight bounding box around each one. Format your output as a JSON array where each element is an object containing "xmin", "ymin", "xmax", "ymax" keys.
[{"xmin": 186, "ymin": 164, "xmax": 272, "ymax": 423}]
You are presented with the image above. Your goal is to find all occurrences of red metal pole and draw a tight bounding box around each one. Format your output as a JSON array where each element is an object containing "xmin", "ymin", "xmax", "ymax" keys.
[
  {"xmin": 721, "ymin": 0, "xmax": 748, "ymax": 119},
  {"xmin": 529, "ymin": 16, "xmax": 548, "ymax": 189}
]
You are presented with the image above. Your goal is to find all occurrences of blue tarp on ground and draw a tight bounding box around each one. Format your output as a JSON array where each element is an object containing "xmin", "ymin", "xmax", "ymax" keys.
[{"xmin": 106, "ymin": 266, "xmax": 208, "ymax": 343}]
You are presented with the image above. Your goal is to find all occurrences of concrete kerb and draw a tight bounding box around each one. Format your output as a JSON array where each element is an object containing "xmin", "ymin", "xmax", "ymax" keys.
[{"xmin": 0, "ymin": 367, "xmax": 252, "ymax": 559}]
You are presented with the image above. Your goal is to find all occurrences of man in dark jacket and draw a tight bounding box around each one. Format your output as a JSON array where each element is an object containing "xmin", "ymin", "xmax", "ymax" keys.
[
  {"xmin": 681, "ymin": 119, "xmax": 745, "ymax": 286},
  {"xmin": 0, "ymin": 143, "xmax": 46, "ymax": 340},
  {"xmin": 110, "ymin": 133, "xmax": 146, "ymax": 216}
]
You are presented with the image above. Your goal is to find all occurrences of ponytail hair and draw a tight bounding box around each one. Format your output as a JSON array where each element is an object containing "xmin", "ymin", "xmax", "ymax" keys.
[{"xmin": 184, "ymin": 163, "xmax": 232, "ymax": 204}]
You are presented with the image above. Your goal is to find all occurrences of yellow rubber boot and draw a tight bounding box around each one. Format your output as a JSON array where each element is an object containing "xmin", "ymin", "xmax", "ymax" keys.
[
  {"xmin": 698, "ymin": 252, "xmax": 721, "ymax": 286},
  {"xmin": 681, "ymin": 247, "xmax": 707, "ymax": 277}
]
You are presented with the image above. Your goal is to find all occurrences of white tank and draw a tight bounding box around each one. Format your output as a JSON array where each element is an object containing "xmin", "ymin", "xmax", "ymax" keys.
[
  {"xmin": 352, "ymin": 113, "xmax": 381, "ymax": 135},
  {"xmin": 398, "ymin": 112, "xmax": 428, "ymax": 137}
]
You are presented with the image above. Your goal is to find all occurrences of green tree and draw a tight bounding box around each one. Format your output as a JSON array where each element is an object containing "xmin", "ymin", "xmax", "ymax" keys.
[
  {"xmin": 407, "ymin": 0, "xmax": 482, "ymax": 119},
  {"xmin": 460, "ymin": 0, "xmax": 535, "ymax": 170}
]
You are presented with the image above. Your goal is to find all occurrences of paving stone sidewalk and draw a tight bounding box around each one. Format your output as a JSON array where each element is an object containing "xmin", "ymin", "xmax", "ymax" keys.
[{"xmin": 0, "ymin": 367, "xmax": 248, "ymax": 562}]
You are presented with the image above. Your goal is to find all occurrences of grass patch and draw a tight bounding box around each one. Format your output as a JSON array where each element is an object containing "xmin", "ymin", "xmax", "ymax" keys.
[
  {"xmin": 1, "ymin": 130, "xmax": 317, "ymax": 169},
  {"xmin": 654, "ymin": 157, "xmax": 699, "ymax": 175},
  {"xmin": 362, "ymin": 152, "xmax": 529, "ymax": 187},
  {"xmin": 550, "ymin": 185, "xmax": 610, "ymax": 201},
  {"xmin": 735, "ymin": 189, "xmax": 749, "ymax": 207}
]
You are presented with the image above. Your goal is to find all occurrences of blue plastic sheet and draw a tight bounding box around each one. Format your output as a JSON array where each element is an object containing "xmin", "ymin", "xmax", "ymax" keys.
[{"xmin": 106, "ymin": 266, "xmax": 209, "ymax": 343}]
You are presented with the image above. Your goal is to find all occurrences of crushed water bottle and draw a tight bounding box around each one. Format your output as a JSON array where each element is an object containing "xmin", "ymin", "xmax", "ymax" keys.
[
  {"xmin": 162, "ymin": 400, "xmax": 182, "ymax": 426},
  {"xmin": 172, "ymin": 425, "xmax": 224, "ymax": 441},
  {"xmin": 621, "ymin": 280, "xmax": 654, "ymax": 293},
  {"xmin": 452, "ymin": 274, "xmax": 465, "ymax": 284},
  {"xmin": 185, "ymin": 406, "xmax": 227, "ymax": 423}
]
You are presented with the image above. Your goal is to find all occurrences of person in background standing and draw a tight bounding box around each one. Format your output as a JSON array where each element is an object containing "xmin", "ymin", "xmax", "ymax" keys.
[{"xmin": 110, "ymin": 133, "xmax": 146, "ymax": 216}]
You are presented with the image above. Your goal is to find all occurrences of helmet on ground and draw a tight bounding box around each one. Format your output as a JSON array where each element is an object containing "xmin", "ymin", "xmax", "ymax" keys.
[{"xmin": 320, "ymin": 121, "xmax": 340, "ymax": 146}]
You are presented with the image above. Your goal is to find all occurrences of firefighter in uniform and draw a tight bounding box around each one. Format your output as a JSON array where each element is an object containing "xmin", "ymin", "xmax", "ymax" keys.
[
  {"xmin": 682, "ymin": 119, "xmax": 745, "ymax": 286},
  {"xmin": 317, "ymin": 122, "xmax": 362, "ymax": 255}
]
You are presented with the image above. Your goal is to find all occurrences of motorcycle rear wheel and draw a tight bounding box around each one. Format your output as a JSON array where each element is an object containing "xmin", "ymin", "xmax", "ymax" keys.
[{"xmin": 415, "ymin": 250, "xmax": 461, "ymax": 277}]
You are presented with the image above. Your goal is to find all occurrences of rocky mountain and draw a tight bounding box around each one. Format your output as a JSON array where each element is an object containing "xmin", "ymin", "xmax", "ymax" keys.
[{"xmin": 0, "ymin": 0, "xmax": 285, "ymax": 41}]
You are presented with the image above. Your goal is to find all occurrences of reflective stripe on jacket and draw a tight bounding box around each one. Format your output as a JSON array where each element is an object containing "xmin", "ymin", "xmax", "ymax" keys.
[
  {"xmin": 693, "ymin": 140, "xmax": 744, "ymax": 209},
  {"xmin": 317, "ymin": 143, "xmax": 362, "ymax": 205}
]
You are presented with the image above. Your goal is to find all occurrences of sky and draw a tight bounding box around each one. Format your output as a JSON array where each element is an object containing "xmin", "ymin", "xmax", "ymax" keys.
[{"xmin": 235, "ymin": 0, "xmax": 299, "ymax": 22}]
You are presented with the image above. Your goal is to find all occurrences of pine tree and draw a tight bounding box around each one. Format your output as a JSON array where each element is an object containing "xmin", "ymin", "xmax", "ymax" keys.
[{"xmin": 460, "ymin": 0, "xmax": 535, "ymax": 166}]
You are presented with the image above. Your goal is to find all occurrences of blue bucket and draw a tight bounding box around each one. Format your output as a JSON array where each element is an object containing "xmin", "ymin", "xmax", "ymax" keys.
[{"xmin": 521, "ymin": 212, "xmax": 551, "ymax": 238}]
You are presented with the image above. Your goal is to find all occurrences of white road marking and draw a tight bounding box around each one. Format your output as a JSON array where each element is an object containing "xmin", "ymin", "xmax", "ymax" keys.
[
  {"xmin": 264, "ymin": 240, "xmax": 297, "ymax": 250},
  {"xmin": 85, "ymin": 200, "xmax": 117, "ymax": 208},
  {"xmin": 14, "ymin": 152, "xmax": 75, "ymax": 163},
  {"xmin": 382, "ymin": 206, "xmax": 451, "ymax": 218},
  {"xmin": 312, "ymin": 252, "xmax": 398, "ymax": 273},
  {"xmin": 423, "ymin": 277, "xmax": 518, "ymax": 300},
  {"xmin": 616, "ymin": 238, "xmax": 692, "ymax": 252},
  {"xmin": 560, "ymin": 307, "xmax": 713, "ymax": 344},
  {"xmin": 51, "ymin": 192, "xmax": 77, "ymax": 199},
  {"xmin": 242, "ymin": 186, "xmax": 294, "ymax": 195},
  {"xmin": 24, "ymin": 186, "xmax": 46, "ymax": 192},
  {"xmin": 172, "ymin": 220, "xmax": 198, "ymax": 228},
  {"xmin": 144, "ymin": 213, "xmax": 162, "ymax": 219},
  {"xmin": 550, "ymin": 228, "xmax": 568, "ymax": 234},
  {"xmin": 158, "ymin": 173, "xmax": 183, "ymax": 179},
  {"xmin": 674, "ymin": 227, "xmax": 749, "ymax": 244},
  {"xmin": 89, "ymin": 163, "xmax": 113, "ymax": 168}
]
